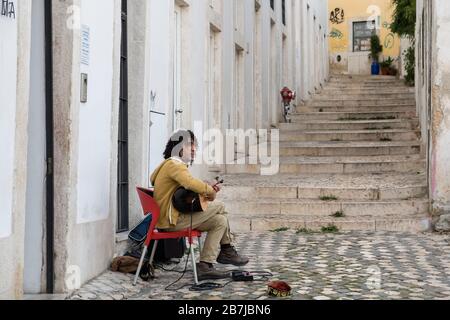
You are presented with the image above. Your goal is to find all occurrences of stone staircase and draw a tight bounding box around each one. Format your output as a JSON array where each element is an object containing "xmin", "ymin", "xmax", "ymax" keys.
[{"xmin": 219, "ymin": 75, "xmax": 431, "ymax": 233}]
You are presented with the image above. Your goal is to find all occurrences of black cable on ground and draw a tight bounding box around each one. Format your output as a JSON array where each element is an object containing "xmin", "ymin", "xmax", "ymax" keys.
[
  {"xmin": 162, "ymin": 199, "xmax": 274, "ymax": 292},
  {"xmin": 164, "ymin": 201, "xmax": 195, "ymax": 291}
]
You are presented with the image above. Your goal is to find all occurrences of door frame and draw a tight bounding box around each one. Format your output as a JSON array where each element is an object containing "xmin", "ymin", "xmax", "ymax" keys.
[
  {"xmin": 44, "ymin": 0, "xmax": 55, "ymax": 294},
  {"xmin": 172, "ymin": 4, "xmax": 182, "ymax": 131}
]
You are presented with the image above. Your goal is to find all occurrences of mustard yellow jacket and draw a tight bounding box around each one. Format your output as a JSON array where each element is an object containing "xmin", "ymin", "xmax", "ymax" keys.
[{"xmin": 150, "ymin": 157, "xmax": 215, "ymax": 229}]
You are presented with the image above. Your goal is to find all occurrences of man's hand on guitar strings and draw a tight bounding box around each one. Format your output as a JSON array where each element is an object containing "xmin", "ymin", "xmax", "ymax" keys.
[{"xmin": 212, "ymin": 176, "xmax": 224, "ymax": 193}]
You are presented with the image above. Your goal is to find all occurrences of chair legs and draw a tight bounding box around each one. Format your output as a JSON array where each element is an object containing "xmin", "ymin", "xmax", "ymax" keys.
[
  {"xmin": 197, "ymin": 236, "xmax": 202, "ymax": 253},
  {"xmin": 133, "ymin": 238, "xmax": 201, "ymax": 286},
  {"xmin": 133, "ymin": 240, "xmax": 158, "ymax": 286},
  {"xmin": 148, "ymin": 240, "xmax": 159, "ymax": 266},
  {"xmin": 190, "ymin": 239, "xmax": 199, "ymax": 285}
]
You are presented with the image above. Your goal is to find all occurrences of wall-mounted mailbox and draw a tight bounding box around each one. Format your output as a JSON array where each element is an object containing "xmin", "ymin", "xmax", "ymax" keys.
[{"xmin": 81, "ymin": 73, "xmax": 88, "ymax": 103}]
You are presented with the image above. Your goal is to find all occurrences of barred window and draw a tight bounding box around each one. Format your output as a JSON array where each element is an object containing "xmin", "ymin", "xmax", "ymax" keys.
[{"xmin": 353, "ymin": 21, "xmax": 376, "ymax": 52}]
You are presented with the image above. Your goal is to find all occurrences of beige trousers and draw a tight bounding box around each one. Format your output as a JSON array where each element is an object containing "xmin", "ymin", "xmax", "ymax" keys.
[{"xmin": 166, "ymin": 201, "xmax": 232, "ymax": 264}]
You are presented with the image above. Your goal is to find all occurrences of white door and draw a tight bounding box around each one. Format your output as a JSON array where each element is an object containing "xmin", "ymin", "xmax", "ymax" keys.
[
  {"xmin": 148, "ymin": 4, "xmax": 182, "ymax": 181},
  {"xmin": 208, "ymin": 32, "xmax": 214, "ymax": 131},
  {"xmin": 148, "ymin": 107, "xmax": 167, "ymax": 185},
  {"xmin": 172, "ymin": 6, "xmax": 182, "ymax": 131},
  {"xmin": 24, "ymin": 0, "xmax": 46, "ymax": 293}
]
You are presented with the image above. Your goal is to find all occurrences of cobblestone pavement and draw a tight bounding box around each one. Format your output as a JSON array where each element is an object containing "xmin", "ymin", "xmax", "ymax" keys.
[{"xmin": 69, "ymin": 231, "xmax": 450, "ymax": 300}]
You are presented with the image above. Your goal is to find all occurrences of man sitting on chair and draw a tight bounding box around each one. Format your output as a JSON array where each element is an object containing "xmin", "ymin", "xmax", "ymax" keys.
[{"xmin": 150, "ymin": 129, "xmax": 249, "ymax": 281}]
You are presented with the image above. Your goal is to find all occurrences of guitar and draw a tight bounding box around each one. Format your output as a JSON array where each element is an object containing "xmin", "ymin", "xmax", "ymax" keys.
[{"xmin": 172, "ymin": 177, "xmax": 224, "ymax": 213}]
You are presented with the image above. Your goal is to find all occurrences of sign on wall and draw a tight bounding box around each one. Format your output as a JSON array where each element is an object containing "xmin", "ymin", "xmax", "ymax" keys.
[
  {"xmin": 1, "ymin": 0, "xmax": 16, "ymax": 19},
  {"xmin": 0, "ymin": 0, "xmax": 17, "ymax": 239},
  {"xmin": 80, "ymin": 24, "xmax": 90, "ymax": 66}
]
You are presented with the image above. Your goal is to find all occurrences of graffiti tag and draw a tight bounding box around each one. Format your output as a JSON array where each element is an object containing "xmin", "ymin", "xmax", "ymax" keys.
[
  {"xmin": 366, "ymin": 5, "xmax": 381, "ymax": 29},
  {"xmin": 384, "ymin": 33, "xmax": 395, "ymax": 49},
  {"xmin": 330, "ymin": 8, "xmax": 345, "ymax": 24},
  {"xmin": 382, "ymin": 21, "xmax": 392, "ymax": 29},
  {"xmin": 329, "ymin": 28, "xmax": 344, "ymax": 39},
  {"xmin": 1, "ymin": 0, "xmax": 16, "ymax": 19}
]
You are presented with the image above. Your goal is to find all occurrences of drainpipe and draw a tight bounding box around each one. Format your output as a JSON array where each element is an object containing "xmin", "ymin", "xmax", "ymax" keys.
[
  {"xmin": 44, "ymin": 0, "xmax": 54, "ymax": 294},
  {"xmin": 427, "ymin": 0, "xmax": 434, "ymax": 218}
]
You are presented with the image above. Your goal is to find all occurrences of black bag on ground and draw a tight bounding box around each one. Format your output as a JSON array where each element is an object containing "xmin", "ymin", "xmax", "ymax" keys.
[{"xmin": 128, "ymin": 214, "xmax": 186, "ymax": 263}]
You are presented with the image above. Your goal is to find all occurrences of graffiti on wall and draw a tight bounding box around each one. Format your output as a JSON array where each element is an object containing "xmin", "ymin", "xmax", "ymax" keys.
[
  {"xmin": 330, "ymin": 8, "xmax": 345, "ymax": 24},
  {"xmin": 383, "ymin": 21, "xmax": 392, "ymax": 29},
  {"xmin": 384, "ymin": 33, "xmax": 395, "ymax": 49},
  {"xmin": 366, "ymin": 5, "xmax": 381, "ymax": 29},
  {"xmin": 329, "ymin": 28, "xmax": 344, "ymax": 39},
  {"xmin": 1, "ymin": 0, "xmax": 15, "ymax": 19}
]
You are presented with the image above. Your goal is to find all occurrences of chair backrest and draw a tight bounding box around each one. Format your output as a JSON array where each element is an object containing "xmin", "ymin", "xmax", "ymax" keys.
[{"xmin": 136, "ymin": 187, "xmax": 160, "ymax": 236}]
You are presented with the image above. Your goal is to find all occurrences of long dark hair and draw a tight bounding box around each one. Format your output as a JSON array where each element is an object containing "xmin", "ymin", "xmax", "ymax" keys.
[{"xmin": 163, "ymin": 129, "xmax": 197, "ymax": 160}]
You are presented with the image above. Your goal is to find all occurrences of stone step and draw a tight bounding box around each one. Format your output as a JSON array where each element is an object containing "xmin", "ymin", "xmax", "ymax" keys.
[
  {"xmin": 224, "ymin": 199, "xmax": 429, "ymax": 217},
  {"xmin": 229, "ymin": 214, "xmax": 431, "ymax": 233},
  {"xmin": 325, "ymin": 82, "xmax": 409, "ymax": 87},
  {"xmin": 328, "ymin": 77, "xmax": 402, "ymax": 84},
  {"xmin": 327, "ymin": 78, "xmax": 406, "ymax": 83},
  {"xmin": 220, "ymin": 184, "xmax": 426, "ymax": 201},
  {"xmin": 279, "ymin": 141, "xmax": 421, "ymax": 156},
  {"xmin": 328, "ymin": 80, "xmax": 404, "ymax": 84},
  {"xmin": 278, "ymin": 119, "xmax": 419, "ymax": 131},
  {"xmin": 292, "ymin": 110, "xmax": 417, "ymax": 121},
  {"xmin": 321, "ymin": 90, "xmax": 414, "ymax": 96},
  {"xmin": 300, "ymin": 106, "xmax": 416, "ymax": 113},
  {"xmin": 221, "ymin": 172, "xmax": 426, "ymax": 186},
  {"xmin": 327, "ymin": 81, "xmax": 404, "ymax": 86},
  {"xmin": 279, "ymin": 129, "xmax": 420, "ymax": 142},
  {"xmin": 323, "ymin": 86, "xmax": 410, "ymax": 92},
  {"xmin": 328, "ymin": 77, "xmax": 400, "ymax": 81},
  {"xmin": 329, "ymin": 75, "xmax": 398, "ymax": 80},
  {"xmin": 225, "ymin": 155, "xmax": 426, "ymax": 174},
  {"xmin": 321, "ymin": 88, "xmax": 415, "ymax": 94},
  {"xmin": 314, "ymin": 93, "xmax": 415, "ymax": 100},
  {"xmin": 308, "ymin": 99, "xmax": 416, "ymax": 107}
]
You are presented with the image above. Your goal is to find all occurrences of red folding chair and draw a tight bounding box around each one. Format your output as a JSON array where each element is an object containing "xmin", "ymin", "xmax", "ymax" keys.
[{"xmin": 133, "ymin": 187, "xmax": 203, "ymax": 286}]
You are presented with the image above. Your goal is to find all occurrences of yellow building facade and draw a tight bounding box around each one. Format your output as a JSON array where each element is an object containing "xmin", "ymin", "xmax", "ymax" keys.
[{"xmin": 328, "ymin": 0, "xmax": 401, "ymax": 74}]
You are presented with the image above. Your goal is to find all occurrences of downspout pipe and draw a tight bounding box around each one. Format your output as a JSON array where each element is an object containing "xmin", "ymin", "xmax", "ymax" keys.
[{"xmin": 44, "ymin": 0, "xmax": 54, "ymax": 294}]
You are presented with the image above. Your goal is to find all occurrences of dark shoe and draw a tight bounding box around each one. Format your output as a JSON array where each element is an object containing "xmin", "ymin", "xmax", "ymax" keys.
[
  {"xmin": 196, "ymin": 262, "xmax": 229, "ymax": 281},
  {"xmin": 217, "ymin": 246, "xmax": 249, "ymax": 266}
]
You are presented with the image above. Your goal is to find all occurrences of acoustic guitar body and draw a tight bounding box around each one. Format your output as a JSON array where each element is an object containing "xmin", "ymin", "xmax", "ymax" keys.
[{"xmin": 172, "ymin": 187, "xmax": 209, "ymax": 213}]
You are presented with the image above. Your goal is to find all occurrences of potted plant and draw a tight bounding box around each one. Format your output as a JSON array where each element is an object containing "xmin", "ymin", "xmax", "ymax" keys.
[
  {"xmin": 380, "ymin": 57, "xmax": 394, "ymax": 75},
  {"xmin": 389, "ymin": 65, "xmax": 398, "ymax": 76},
  {"xmin": 369, "ymin": 34, "xmax": 383, "ymax": 75}
]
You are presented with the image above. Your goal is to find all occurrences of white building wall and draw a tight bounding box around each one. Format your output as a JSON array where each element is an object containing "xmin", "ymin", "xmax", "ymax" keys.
[
  {"xmin": 76, "ymin": 0, "xmax": 115, "ymax": 225},
  {"xmin": 51, "ymin": 0, "xmax": 120, "ymax": 293},
  {"xmin": 244, "ymin": 0, "xmax": 256, "ymax": 131},
  {"xmin": 0, "ymin": 0, "xmax": 32, "ymax": 299},
  {"xmin": 295, "ymin": 0, "xmax": 329, "ymax": 102},
  {"xmin": 426, "ymin": 1, "xmax": 450, "ymax": 220},
  {"xmin": 416, "ymin": 0, "xmax": 450, "ymax": 229},
  {"xmin": 127, "ymin": 0, "xmax": 152, "ymax": 231},
  {"xmin": 0, "ymin": 0, "xmax": 18, "ymax": 241},
  {"xmin": 71, "ymin": 0, "xmax": 120, "ymax": 289}
]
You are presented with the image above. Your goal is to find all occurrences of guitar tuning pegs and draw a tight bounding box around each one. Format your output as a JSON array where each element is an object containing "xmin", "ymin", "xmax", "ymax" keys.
[{"xmin": 214, "ymin": 176, "xmax": 224, "ymax": 184}]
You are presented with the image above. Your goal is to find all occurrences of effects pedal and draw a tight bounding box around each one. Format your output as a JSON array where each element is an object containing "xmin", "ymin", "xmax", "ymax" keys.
[{"xmin": 231, "ymin": 271, "xmax": 254, "ymax": 282}]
